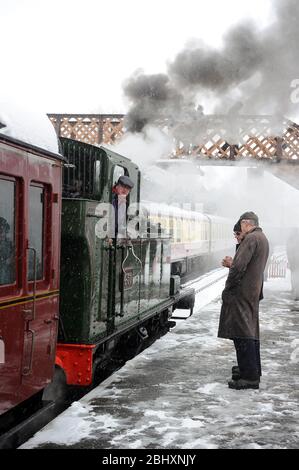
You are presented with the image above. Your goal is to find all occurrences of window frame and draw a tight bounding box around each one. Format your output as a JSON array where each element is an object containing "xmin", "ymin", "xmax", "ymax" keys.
[
  {"xmin": 111, "ymin": 165, "xmax": 132, "ymax": 217},
  {"xmin": 0, "ymin": 175, "xmax": 22, "ymax": 296},
  {"xmin": 27, "ymin": 182, "xmax": 52, "ymax": 291}
]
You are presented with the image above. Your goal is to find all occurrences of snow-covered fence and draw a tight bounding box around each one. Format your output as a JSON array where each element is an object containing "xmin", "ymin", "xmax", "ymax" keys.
[{"xmin": 267, "ymin": 252, "xmax": 288, "ymax": 278}]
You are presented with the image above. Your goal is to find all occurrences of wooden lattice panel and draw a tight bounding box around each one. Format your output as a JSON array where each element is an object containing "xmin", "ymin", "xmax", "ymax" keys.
[
  {"xmin": 102, "ymin": 117, "xmax": 125, "ymax": 144},
  {"xmin": 238, "ymin": 136, "xmax": 277, "ymax": 159},
  {"xmin": 173, "ymin": 116, "xmax": 299, "ymax": 161},
  {"xmin": 283, "ymin": 123, "xmax": 299, "ymax": 159},
  {"xmin": 48, "ymin": 114, "xmax": 125, "ymax": 146},
  {"xmin": 60, "ymin": 117, "xmax": 100, "ymax": 145},
  {"xmin": 48, "ymin": 114, "xmax": 299, "ymax": 162}
]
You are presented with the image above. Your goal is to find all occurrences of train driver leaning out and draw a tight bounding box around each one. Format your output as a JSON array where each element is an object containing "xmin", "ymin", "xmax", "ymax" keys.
[{"xmin": 110, "ymin": 175, "xmax": 134, "ymax": 244}]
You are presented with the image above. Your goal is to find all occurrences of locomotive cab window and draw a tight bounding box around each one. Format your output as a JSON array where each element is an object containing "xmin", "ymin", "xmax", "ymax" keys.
[
  {"xmin": 112, "ymin": 165, "xmax": 131, "ymax": 204},
  {"xmin": 94, "ymin": 160, "xmax": 101, "ymax": 195},
  {"xmin": 61, "ymin": 139, "xmax": 103, "ymax": 199},
  {"xmin": 113, "ymin": 165, "xmax": 125, "ymax": 185},
  {"xmin": 0, "ymin": 178, "xmax": 16, "ymax": 286}
]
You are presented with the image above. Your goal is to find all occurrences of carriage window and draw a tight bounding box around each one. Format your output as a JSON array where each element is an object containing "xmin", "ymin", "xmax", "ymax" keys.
[
  {"xmin": 0, "ymin": 179, "xmax": 16, "ymax": 285},
  {"xmin": 28, "ymin": 186, "xmax": 44, "ymax": 281}
]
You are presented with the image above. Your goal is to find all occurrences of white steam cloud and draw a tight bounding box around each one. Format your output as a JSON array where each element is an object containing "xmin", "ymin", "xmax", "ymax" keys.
[{"xmin": 109, "ymin": 0, "xmax": 299, "ymax": 247}]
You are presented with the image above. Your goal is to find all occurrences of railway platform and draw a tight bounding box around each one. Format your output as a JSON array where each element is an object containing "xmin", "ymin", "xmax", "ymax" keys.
[{"xmin": 21, "ymin": 270, "xmax": 299, "ymax": 450}]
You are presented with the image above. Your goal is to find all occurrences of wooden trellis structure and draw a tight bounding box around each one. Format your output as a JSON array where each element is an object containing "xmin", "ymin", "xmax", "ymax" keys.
[
  {"xmin": 48, "ymin": 113, "xmax": 299, "ymax": 189},
  {"xmin": 173, "ymin": 115, "xmax": 299, "ymax": 163},
  {"xmin": 48, "ymin": 114, "xmax": 125, "ymax": 147},
  {"xmin": 48, "ymin": 113, "xmax": 299, "ymax": 162}
]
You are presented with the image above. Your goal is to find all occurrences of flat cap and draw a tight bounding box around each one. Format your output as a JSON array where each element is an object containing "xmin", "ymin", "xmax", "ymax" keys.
[
  {"xmin": 117, "ymin": 175, "xmax": 134, "ymax": 189},
  {"xmin": 239, "ymin": 211, "xmax": 259, "ymax": 225}
]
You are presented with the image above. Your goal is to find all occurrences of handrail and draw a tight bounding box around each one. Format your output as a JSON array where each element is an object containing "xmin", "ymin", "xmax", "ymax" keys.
[{"xmin": 28, "ymin": 247, "xmax": 37, "ymax": 320}]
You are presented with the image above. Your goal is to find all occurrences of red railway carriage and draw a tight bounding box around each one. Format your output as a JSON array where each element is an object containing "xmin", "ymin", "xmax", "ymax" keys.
[{"xmin": 0, "ymin": 133, "xmax": 63, "ymax": 417}]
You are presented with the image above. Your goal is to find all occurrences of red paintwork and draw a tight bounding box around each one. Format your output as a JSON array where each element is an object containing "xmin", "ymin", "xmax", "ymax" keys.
[
  {"xmin": 0, "ymin": 135, "xmax": 63, "ymax": 416},
  {"xmin": 55, "ymin": 344, "xmax": 94, "ymax": 386}
]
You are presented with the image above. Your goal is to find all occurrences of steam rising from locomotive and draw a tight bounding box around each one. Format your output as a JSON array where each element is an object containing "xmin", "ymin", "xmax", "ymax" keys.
[{"xmin": 113, "ymin": 0, "xmax": 299, "ymax": 237}]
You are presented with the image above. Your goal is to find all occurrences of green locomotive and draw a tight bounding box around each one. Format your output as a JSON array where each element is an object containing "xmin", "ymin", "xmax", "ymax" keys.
[{"xmin": 54, "ymin": 138, "xmax": 195, "ymax": 389}]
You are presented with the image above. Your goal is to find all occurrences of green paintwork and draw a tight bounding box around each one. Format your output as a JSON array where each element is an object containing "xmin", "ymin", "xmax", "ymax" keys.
[{"xmin": 59, "ymin": 138, "xmax": 171, "ymax": 345}]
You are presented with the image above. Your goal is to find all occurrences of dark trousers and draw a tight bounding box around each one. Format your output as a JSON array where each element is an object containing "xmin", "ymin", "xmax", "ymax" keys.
[{"xmin": 233, "ymin": 338, "xmax": 261, "ymax": 381}]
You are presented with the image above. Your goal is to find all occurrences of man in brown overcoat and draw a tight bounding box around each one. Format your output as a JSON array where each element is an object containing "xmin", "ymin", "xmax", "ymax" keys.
[{"xmin": 218, "ymin": 211, "xmax": 269, "ymax": 390}]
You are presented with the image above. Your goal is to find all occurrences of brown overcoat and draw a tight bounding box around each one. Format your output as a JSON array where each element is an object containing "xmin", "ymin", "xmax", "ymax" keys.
[{"xmin": 218, "ymin": 227, "xmax": 269, "ymax": 340}]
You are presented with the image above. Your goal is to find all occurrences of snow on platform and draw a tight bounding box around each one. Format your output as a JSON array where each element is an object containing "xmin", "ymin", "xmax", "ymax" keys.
[{"xmin": 21, "ymin": 271, "xmax": 299, "ymax": 449}]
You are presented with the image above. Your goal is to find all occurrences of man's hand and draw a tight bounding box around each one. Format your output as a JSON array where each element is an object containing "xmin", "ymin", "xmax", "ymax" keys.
[{"xmin": 222, "ymin": 256, "xmax": 233, "ymax": 268}]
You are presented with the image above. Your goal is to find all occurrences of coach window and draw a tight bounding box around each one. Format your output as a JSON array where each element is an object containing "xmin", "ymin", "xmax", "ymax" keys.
[
  {"xmin": 176, "ymin": 217, "xmax": 182, "ymax": 242},
  {"xmin": 28, "ymin": 185, "xmax": 45, "ymax": 281},
  {"xmin": 0, "ymin": 178, "xmax": 16, "ymax": 286}
]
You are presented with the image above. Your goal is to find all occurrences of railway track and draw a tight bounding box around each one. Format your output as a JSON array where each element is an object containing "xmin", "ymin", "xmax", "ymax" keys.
[
  {"xmin": 182, "ymin": 267, "xmax": 227, "ymax": 294},
  {"xmin": 0, "ymin": 401, "xmax": 66, "ymax": 450},
  {"xmin": 172, "ymin": 268, "xmax": 227, "ymax": 320}
]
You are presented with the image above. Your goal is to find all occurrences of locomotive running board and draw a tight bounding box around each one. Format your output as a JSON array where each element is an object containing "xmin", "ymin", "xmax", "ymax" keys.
[
  {"xmin": 171, "ymin": 287, "xmax": 195, "ymax": 320},
  {"xmin": 171, "ymin": 307, "xmax": 194, "ymax": 320}
]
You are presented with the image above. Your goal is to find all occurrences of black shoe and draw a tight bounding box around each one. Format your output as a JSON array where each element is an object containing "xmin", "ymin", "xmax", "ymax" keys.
[
  {"xmin": 232, "ymin": 366, "xmax": 240, "ymax": 381},
  {"xmin": 228, "ymin": 378, "xmax": 260, "ymax": 390}
]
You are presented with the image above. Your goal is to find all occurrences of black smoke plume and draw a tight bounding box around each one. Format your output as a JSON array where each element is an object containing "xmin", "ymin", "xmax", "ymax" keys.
[{"xmin": 123, "ymin": 0, "xmax": 299, "ymax": 143}]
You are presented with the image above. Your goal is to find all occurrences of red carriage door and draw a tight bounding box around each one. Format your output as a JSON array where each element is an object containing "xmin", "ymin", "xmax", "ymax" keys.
[
  {"xmin": 20, "ymin": 182, "xmax": 58, "ymax": 397},
  {"xmin": 0, "ymin": 176, "xmax": 23, "ymax": 415}
]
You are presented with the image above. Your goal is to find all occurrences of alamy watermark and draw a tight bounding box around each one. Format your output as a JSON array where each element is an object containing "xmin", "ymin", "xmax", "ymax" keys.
[{"xmin": 94, "ymin": 201, "xmax": 205, "ymax": 240}]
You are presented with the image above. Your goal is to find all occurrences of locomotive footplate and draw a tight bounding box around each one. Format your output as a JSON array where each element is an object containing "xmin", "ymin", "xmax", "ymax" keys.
[{"xmin": 171, "ymin": 287, "xmax": 195, "ymax": 319}]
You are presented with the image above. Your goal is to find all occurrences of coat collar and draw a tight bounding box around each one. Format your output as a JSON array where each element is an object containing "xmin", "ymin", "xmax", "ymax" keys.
[{"xmin": 244, "ymin": 226, "xmax": 262, "ymax": 238}]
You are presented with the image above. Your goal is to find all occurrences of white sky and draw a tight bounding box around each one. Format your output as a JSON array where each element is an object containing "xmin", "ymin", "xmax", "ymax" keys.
[{"xmin": 0, "ymin": 0, "xmax": 274, "ymax": 114}]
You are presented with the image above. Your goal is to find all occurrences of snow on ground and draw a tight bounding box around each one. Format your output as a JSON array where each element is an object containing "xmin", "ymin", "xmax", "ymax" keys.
[
  {"xmin": 0, "ymin": 102, "xmax": 59, "ymax": 153},
  {"xmin": 21, "ymin": 270, "xmax": 299, "ymax": 449}
]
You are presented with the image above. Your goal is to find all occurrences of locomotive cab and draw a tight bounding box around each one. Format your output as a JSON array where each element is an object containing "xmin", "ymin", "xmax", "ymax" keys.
[{"xmin": 57, "ymin": 139, "xmax": 175, "ymax": 387}]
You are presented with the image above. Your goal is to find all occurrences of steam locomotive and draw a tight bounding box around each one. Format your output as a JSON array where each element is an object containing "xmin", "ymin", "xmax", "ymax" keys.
[{"xmin": 0, "ymin": 132, "xmax": 233, "ymax": 445}]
